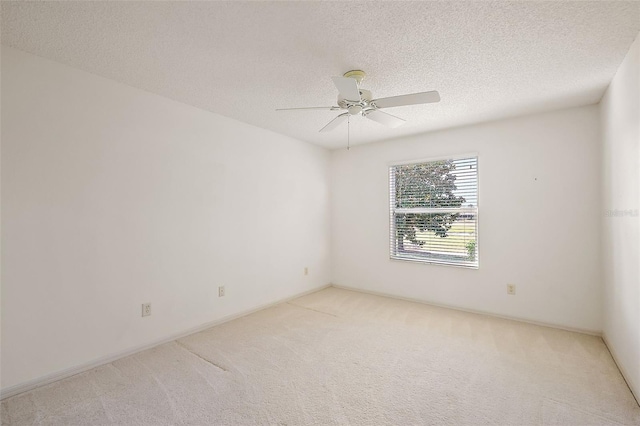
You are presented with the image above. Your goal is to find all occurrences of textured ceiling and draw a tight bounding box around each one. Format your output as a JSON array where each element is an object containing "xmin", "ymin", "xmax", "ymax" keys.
[{"xmin": 2, "ymin": 1, "xmax": 639, "ymax": 149}]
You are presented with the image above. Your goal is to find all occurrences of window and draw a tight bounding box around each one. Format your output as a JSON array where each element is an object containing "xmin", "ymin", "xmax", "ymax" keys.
[{"xmin": 389, "ymin": 155, "xmax": 478, "ymax": 268}]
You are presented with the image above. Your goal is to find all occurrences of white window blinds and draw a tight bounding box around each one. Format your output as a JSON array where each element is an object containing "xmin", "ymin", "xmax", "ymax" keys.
[{"xmin": 389, "ymin": 156, "xmax": 478, "ymax": 268}]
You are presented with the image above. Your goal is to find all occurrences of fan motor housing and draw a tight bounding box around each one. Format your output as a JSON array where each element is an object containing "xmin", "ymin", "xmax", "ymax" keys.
[{"xmin": 337, "ymin": 89, "xmax": 373, "ymax": 114}]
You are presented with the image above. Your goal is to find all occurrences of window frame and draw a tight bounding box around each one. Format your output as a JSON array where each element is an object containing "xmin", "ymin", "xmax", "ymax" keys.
[{"xmin": 388, "ymin": 153, "xmax": 479, "ymax": 269}]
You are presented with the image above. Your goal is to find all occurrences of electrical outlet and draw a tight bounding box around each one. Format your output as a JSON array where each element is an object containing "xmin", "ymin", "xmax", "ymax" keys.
[
  {"xmin": 304, "ymin": 267, "xmax": 309, "ymax": 276},
  {"xmin": 218, "ymin": 286, "xmax": 225, "ymax": 297},
  {"xmin": 507, "ymin": 284, "xmax": 516, "ymax": 295},
  {"xmin": 142, "ymin": 303, "xmax": 151, "ymax": 317}
]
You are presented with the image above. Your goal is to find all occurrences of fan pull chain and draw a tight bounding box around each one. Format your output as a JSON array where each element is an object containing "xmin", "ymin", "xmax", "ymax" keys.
[{"xmin": 347, "ymin": 115, "xmax": 350, "ymax": 151}]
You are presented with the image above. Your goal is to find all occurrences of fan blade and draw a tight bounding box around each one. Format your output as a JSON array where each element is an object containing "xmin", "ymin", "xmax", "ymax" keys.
[
  {"xmin": 319, "ymin": 113, "xmax": 349, "ymax": 132},
  {"xmin": 276, "ymin": 106, "xmax": 340, "ymax": 111},
  {"xmin": 372, "ymin": 91, "xmax": 440, "ymax": 109},
  {"xmin": 365, "ymin": 109, "xmax": 406, "ymax": 128},
  {"xmin": 332, "ymin": 76, "xmax": 361, "ymax": 102}
]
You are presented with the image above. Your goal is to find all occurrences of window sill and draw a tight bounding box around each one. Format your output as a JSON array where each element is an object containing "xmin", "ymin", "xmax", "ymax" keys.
[{"xmin": 389, "ymin": 255, "xmax": 479, "ymax": 269}]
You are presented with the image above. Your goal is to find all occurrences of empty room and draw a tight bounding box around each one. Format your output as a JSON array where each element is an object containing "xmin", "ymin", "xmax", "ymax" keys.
[{"xmin": 1, "ymin": 1, "xmax": 639, "ymax": 425}]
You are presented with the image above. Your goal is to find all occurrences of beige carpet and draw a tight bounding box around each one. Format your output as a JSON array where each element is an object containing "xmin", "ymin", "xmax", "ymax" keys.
[{"xmin": 2, "ymin": 287, "xmax": 639, "ymax": 425}]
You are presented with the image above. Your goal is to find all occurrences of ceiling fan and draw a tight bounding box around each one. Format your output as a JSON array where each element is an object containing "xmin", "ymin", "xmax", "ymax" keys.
[{"xmin": 276, "ymin": 70, "xmax": 440, "ymax": 132}]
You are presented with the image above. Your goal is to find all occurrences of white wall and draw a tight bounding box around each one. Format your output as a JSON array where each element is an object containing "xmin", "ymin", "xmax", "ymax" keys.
[
  {"xmin": 601, "ymin": 34, "xmax": 640, "ymax": 400},
  {"xmin": 331, "ymin": 105, "xmax": 602, "ymax": 333},
  {"xmin": 0, "ymin": 47, "xmax": 331, "ymax": 391}
]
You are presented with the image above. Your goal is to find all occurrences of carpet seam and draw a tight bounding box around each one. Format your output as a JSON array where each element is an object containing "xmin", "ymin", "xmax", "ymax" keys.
[
  {"xmin": 174, "ymin": 341, "xmax": 229, "ymax": 372},
  {"xmin": 286, "ymin": 302, "xmax": 339, "ymax": 317}
]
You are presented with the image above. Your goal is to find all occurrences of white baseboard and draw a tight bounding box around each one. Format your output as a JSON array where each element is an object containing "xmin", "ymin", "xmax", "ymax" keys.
[
  {"xmin": 602, "ymin": 333, "xmax": 640, "ymax": 407},
  {"xmin": 330, "ymin": 283, "xmax": 602, "ymax": 337},
  {"xmin": 0, "ymin": 283, "xmax": 331, "ymax": 401}
]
